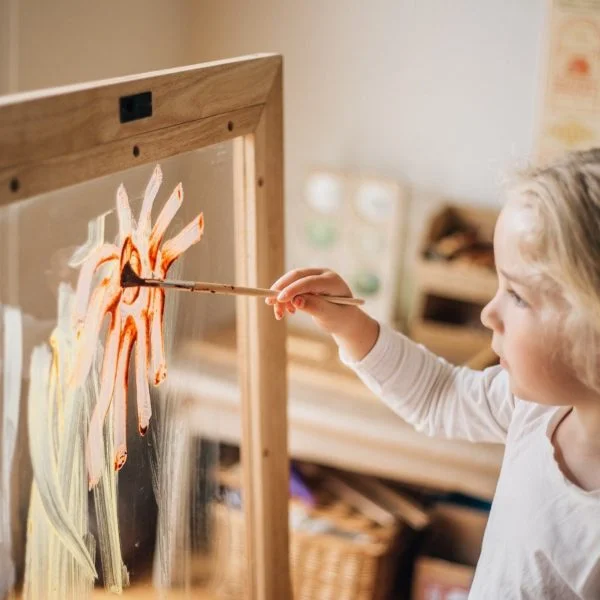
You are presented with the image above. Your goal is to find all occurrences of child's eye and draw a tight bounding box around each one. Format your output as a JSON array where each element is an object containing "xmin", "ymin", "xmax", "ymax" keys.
[{"xmin": 507, "ymin": 288, "xmax": 528, "ymax": 308}]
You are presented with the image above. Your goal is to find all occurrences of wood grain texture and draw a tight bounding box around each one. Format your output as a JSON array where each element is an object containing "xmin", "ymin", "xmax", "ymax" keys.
[
  {"xmin": 234, "ymin": 63, "xmax": 291, "ymax": 600},
  {"xmin": 0, "ymin": 106, "xmax": 262, "ymax": 206},
  {"xmin": 0, "ymin": 54, "xmax": 280, "ymax": 170}
]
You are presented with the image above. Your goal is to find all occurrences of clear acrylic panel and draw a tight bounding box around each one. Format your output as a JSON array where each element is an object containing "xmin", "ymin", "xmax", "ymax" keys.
[{"xmin": 0, "ymin": 143, "xmax": 247, "ymax": 599}]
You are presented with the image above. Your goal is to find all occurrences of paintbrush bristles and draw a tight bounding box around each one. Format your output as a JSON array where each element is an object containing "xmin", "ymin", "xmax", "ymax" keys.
[{"xmin": 120, "ymin": 262, "xmax": 149, "ymax": 288}]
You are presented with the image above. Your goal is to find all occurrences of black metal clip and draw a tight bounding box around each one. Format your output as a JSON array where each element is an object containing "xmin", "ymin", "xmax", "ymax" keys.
[{"xmin": 119, "ymin": 91, "xmax": 152, "ymax": 123}]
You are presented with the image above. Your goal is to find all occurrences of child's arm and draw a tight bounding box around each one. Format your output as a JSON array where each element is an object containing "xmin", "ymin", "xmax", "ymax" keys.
[
  {"xmin": 270, "ymin": 268, "xmax": 515, "ymax": 444},
  {"xmin": 341, "ymin": 323, "xmax": 513, "ymax": 443}
]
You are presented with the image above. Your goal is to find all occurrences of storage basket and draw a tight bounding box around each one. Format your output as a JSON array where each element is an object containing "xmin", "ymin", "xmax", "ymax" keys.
[{"xmin": 210, "ymin": 489, "xmax": 410, "ymax": 600}]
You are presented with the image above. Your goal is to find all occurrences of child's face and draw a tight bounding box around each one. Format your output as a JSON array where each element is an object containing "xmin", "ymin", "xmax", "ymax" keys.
[{"xmin": 481, "ymin": 201, "xmax": 583, "ymax": 406}]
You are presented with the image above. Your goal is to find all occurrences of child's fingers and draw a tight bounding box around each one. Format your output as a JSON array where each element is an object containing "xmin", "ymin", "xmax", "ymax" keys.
[
  {"xmin": 293, "ymin": 296, "xmax": 305, "ymax": 309},
  {"xmin": 277, "ymin": 274, "xmax": 337, "ymax": 303},
  {"xmin": 291, "ymin": 294, "xmax": 332, "ymax": 317},
  {"xmin": 265, "ymin": 297, "xmax": 296, "ymax": 313},
  {"xmin": 270, "ymin": 268, "xmax": 326, "ymax": 294},
  {"xmin": 285, "ymin": 301, "xmax": 295, "ymax": 314},
  {"xmin": 274, "ymin": 302, "xmax": 285, "ymax": 320},
  {"xmin": 272, "ymin": 302, "xmax": 296, "ymax": 319}
]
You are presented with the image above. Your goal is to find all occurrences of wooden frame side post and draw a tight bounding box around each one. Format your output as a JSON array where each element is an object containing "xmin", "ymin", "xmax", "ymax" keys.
[{"xmin": 234, "ymin": 66, "xmax": 291, "ymax": 600}]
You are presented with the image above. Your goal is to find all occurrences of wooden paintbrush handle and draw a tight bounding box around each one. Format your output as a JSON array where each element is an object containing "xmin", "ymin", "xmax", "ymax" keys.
[
  {"xmin": 189, "ymin": 282, "xmax": 365, "ymax": 305},
  {"xmin": 311, "ymin": 294, "xmax": 365, "ymax": 306}
]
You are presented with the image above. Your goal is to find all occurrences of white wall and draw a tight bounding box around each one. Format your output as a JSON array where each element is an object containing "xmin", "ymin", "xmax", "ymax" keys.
[
  {"xmin": 0, "ymin": 0, "xmax": 18, "ymax": 94},
  {"xmin": 189, "ymin": 1, "xmax": 547, "ymax": 316},
  {"xmin": 3, "ymin": 0, "xmax": 193, "ymax": 91},
  {"xmin": 190, "ymin": 0, "xmax": 545, "ymax": 207}
]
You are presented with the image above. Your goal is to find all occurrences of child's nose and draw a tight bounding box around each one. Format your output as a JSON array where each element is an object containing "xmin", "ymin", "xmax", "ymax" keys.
[{"xmin": 481, "ymin": 296, "xmax": 502, "ymax": 333}]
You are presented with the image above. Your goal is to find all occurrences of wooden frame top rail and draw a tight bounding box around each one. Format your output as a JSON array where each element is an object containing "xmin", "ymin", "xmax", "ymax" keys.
[{"xmin": 0, "ymin": 54, "xmax": 281, "ymax": 205}]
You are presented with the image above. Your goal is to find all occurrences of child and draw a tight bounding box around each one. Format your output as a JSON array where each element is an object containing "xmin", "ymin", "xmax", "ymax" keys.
[{"xmin": 267, "ymin": 149, "xmax": 600, "ymax": 599}]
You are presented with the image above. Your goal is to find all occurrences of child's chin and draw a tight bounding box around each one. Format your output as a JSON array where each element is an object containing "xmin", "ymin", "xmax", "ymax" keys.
[
  {"xmin": 509, "ymin": 384, "xmax": 528, "ymax": 401},
  {"xmin": 508, "ymin": 379, "xmax": 566, "ymax": 406},
  {"xmin": 507, "ymin": 378, "xmax": 536, "ymax": 403}
]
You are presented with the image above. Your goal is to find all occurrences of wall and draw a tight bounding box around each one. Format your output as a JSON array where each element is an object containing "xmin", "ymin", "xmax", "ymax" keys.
[
  {"xmin": 190, "ymin": 0, "xmax": 546, "ymax": 205},
  {"xmin": 2, "ymin": 0, "xmax": 193, "ymax": 92},
  {"xmin": 0, "ymin": 0, "xmax": 18, "ymax": 94},
  {"xmin": 189, "ymin": 0, "xmax": 547, "ymax": 317}
]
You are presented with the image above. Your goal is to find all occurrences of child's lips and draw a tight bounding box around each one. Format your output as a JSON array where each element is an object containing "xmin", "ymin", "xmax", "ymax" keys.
[{"xmin": 492, "ymin": 345, "xmax": 506, "ymax": 368}]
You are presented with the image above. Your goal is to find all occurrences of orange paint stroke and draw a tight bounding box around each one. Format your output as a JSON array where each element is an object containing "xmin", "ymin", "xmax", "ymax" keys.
[{"xmin": 71, "ymin": 164, "xmax": 205, "ymax": 487}]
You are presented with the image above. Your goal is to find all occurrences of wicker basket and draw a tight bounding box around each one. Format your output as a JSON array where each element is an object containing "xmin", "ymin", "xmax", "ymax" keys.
[{"xmin": 210, "ymin": 489, "xmax": 410, "ymax": 600}]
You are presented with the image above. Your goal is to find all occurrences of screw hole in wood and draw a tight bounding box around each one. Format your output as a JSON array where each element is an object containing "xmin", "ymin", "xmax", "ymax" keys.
[
  {"xmin": 133, "ymin": 145, "xmax": 140, "ymax": 157},
  {"xmin": 9, "ymin": 178, "xmax": 20, "ymax": 193},
  {"xmin": 227, "ymin": 121, "xmax": 234, "ymax": 132}
]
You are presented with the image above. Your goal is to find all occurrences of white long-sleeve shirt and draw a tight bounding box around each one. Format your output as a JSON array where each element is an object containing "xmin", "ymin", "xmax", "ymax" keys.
[{"xmin": 339, "ymin": 324, "xmax": 600, "ymax": 599}]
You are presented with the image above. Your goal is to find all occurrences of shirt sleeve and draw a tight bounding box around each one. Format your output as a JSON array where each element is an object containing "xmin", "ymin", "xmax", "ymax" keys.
[{"xmin": 337, "ymin": 323, "xmax": 516, "ymax": 444}]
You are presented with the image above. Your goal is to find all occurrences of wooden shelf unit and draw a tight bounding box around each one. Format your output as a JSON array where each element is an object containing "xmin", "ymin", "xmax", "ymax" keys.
[{"xmin": 409, "ymin": 203, "xmax": 500, "ymax": 364}]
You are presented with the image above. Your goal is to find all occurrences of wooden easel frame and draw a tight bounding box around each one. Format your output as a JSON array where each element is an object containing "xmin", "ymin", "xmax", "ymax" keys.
[{"xmin": 0, "ymin": 54, "xmax": 290, "ymax": 600}]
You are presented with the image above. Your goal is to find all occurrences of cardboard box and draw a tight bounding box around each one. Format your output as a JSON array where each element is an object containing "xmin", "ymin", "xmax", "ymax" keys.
[
  {"xmin": 411, "ymin": 504, "xmax": 488, "ymax": 600},
  {"xmin": 412, "ymin": 557, "xmax": 474, "ymax": 599}
]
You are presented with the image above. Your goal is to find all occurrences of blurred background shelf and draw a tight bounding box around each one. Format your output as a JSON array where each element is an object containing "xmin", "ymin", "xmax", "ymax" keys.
[
  {"xmin": 170, "ymin": 324, "xmax": 504, "ymax": 501},
  {"xmin": 408, "ymin": 203, "xmax": 499, "ymax": 364}
]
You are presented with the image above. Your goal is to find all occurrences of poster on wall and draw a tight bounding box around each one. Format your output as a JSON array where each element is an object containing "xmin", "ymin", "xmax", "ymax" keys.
[
  {"xmin": 536, "ymin": 0, "xmax": 600, "ymax": 163},
  {"xmin": 289, "ymin": 169, "xmax": 408, "ymax": 331}
]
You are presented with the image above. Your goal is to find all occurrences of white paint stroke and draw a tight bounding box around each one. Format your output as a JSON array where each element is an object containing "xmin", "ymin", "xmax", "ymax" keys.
[
  {"xmin": 27, "ymin": 344, "xmax": 97, "ymax": 579},
  {"xmin": 25, "ymin": 284, "xmax": 97, "ymax": 599},
  {"xmin": 68, "ymin": 212, "xmax": 109, "ymax": 268}
]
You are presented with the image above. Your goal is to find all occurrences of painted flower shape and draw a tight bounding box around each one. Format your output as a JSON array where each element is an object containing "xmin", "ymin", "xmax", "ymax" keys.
[{"xmin": 70, "ymin": 165, "xmax": 204, "ymax": 488}]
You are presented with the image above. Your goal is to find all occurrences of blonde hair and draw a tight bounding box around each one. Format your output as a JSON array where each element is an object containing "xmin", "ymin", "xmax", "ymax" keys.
[{"xmin": 508, "ymin": 148, "xmax": 600, "ymax": 393}]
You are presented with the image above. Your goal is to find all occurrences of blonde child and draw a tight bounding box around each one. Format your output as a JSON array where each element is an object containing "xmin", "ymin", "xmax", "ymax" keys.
[{"xmin": 267, "ymin": 149, "xmax": 600, "ymax": 599}]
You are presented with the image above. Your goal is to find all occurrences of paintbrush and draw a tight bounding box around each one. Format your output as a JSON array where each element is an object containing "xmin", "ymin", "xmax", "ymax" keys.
[{"xmin": 120, "ymin": 262, "xmax": 365, "ymax": 306}]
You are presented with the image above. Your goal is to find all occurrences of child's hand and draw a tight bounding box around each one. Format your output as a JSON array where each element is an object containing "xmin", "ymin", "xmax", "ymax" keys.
[
  {"xmin": 267, "ymin": 268, "xmax": 357, "ymax": 335},
  {"xmin": 268, "ymin": 267, "xmax": 380, "ymax": 361}
]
